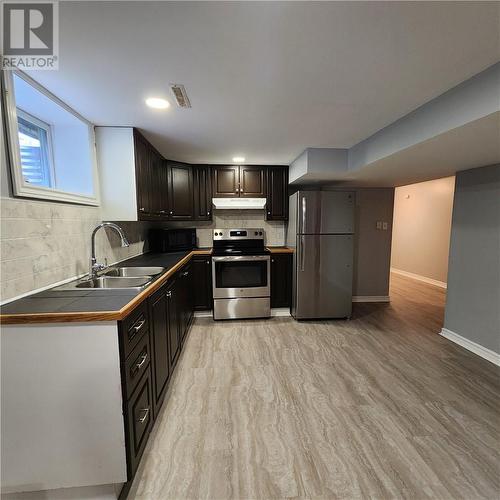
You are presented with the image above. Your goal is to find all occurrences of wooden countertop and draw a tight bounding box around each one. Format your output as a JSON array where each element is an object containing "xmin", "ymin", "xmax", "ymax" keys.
[
  {"xmin": 0, "ymin": 250, "xmax": 211, "ymax": 325},
  {"xmin": 266, "ymin": 246, "xmax": 294, "ymax": 254},
  {"xmin": 0, "ymin": 246, "xmax": 292, "ymax": 325}
]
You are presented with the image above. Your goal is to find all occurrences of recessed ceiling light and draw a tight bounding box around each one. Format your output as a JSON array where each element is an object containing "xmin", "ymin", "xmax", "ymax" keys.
[
  {"xmin": 145, "ymin": 97, "xmax": 170, "ymax": 109},
  {"xmin": 232, "ymin": 156, "xmax": 245, "ymax": 163}
]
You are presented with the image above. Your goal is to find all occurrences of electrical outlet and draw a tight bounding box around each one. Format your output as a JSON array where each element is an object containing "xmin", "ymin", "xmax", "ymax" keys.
[
  {"xmin": 376, "ymin": 221, "xmax": 382, "ymax": 230},
  {"xmin": 382, "ymin": 222, "xmax": 388, "ymax": 230}
]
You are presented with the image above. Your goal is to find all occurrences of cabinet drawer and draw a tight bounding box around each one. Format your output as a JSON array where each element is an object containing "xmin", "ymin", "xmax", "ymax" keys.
[
  {"xmin": 123, "ymin": 332, "xmax": 151, "ymax": 399},
  {"xmin": 120, "ymin": 301, "xmax": 149, "ymax": 359},
  {"xmin": 126, "ymin": 367, "xmax": 153, "ymax": 479}
]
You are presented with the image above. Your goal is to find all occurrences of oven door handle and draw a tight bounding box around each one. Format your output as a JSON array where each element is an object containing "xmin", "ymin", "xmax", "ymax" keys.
[{"xmin": 212, "ymin": 255, "xmax": 270, "ymax": 262}]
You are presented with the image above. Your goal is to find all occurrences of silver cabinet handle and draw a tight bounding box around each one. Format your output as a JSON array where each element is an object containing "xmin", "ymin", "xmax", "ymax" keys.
[
  {"xmin": 133, "ymin": 318, "xmax": 146, "ymax": 332},
  {"xmin": 166, "ymin": 291, "xmax": 172, "ymax": 297},
  {"xmin": 207, "ymin": 211, "xmax": 210, "ymax": 215},
  {"xmin": 300, "ymin": 236, "xmax": 305, "ymax": 272},
  {"xmin": 136, "ymin": 353, "xmax": 147, "ymax": 371},
  {"xmin": 137, "ymin": 408, "xmax": 150, "ymax": 424},
  {"xmin": 139, "ymin": 207, "xmax": 145, "ymax": 212},
  {"xmin": 182, "ymin": 271, "xmax": 189, "ymax": 277},
  {"xmin": 170, "ymin": 211, "xmax": 173, "ymax": 215}
]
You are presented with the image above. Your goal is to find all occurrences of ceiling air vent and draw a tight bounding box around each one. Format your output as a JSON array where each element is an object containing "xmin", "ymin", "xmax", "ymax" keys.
[{"xmin": 170, "ymin": 84, "xmax": 191, "ymax": 108}]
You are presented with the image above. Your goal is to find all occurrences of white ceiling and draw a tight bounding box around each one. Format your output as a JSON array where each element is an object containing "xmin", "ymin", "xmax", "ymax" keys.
[{"xmin": 29, "ymin": 1, "xmax": 500, "ymax": 167}]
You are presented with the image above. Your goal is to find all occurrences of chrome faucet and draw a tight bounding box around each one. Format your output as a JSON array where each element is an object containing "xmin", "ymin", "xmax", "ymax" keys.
[{"xmin": 90, "ymin": 222, "xmax": 130, "ymax": 278}]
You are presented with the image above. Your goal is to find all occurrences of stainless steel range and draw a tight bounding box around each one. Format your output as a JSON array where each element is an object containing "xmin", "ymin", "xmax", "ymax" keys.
[{"xmin": 212, "ymin": 229, "xmax": 271, "ymax": 320}]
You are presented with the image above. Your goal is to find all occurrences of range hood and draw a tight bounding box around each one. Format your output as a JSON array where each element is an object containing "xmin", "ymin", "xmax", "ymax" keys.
[{"xmin": 212, "ymin": 198, "xmax": 267, "ymax": 210}]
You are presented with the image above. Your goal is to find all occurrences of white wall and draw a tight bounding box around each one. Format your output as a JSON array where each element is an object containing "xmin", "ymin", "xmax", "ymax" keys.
[{"xmin": 391, "ymin": 177, "xmax": 455, "ymax": 284}]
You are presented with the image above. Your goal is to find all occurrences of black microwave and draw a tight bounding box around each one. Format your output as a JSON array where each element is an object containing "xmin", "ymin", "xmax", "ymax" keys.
[{"xmin": 149, "ymin": 228, "xmax": 196, "ymax": 253}]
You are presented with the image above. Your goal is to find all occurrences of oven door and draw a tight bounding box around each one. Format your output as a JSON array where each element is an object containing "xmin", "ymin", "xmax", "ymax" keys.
[{"xmin": 212, "ymin": 255, "xmax": 270, "ymax": 299}]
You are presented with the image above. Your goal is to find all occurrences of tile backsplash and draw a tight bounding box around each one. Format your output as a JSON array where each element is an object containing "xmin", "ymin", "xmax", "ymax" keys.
[
  {"xmin": 0, "ymin": 197, "xmax": 150, "ymax": 302},
  {"xmin": 164, "ymin": 210, "xmax": 286, "ymax": 247},
  {"xmin": 1, "ymin": 201, "xmax": 286, "ymax": 302}
]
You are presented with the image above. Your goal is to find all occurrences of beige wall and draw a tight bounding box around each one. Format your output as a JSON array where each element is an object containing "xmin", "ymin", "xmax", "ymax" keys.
[
  {"xmin": 352, "ymin": 188, "xmax": 394, "ymax": 297},
  {"xmin": 391, "ymin": 176, "xmax": 455, "ymax": 284}
]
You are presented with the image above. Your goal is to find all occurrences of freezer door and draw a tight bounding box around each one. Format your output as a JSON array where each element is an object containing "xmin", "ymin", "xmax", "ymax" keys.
[
  {"xmin": 297, "ymin": 191, "xmax": 354, "ymax": 234},
  {"xmin": 319, "ymin": 191, "xmax": 354, "ymax": 234},
  {"xmin": 293, "ymin": 234, "xmax": 353, "ymax": 319}
]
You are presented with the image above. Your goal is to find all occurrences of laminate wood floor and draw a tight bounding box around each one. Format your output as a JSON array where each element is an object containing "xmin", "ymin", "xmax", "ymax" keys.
[{"xmin": 128, "ymin": 274, "xmax": 500, "ymax": 500}]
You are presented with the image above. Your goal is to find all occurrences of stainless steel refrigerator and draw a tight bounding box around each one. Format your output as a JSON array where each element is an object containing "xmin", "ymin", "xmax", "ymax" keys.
[{"xmin": 286, "ymin": 191, "xmax": 354, "ymax": 319}]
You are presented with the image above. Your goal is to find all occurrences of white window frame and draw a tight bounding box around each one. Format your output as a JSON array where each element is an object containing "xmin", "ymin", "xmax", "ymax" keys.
[
  {"xmin": 16, "ymin": 108, "xmax": 57, "ymax": 188},
  {"xmin": 2, "ymin": 70, "xmax": 100, "ymax": 206}
]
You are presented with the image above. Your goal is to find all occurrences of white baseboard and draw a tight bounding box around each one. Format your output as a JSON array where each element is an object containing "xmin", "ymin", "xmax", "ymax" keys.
[
  {"xmin": 352, "ymin": 296, "xmax": 390, "ymax": 303},
  {"xmin": 391, "ymin": 268, "xmax": 447, "ymax": 289},
  {"xmin": 440, "ymin": 328, "xmax": 500, "ymax": 366},
  {"xmin": 271, "ymin": 308, "xmax": 291, "ymax": 317}
]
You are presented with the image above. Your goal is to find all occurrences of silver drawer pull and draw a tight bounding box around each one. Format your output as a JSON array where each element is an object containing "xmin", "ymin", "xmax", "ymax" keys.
[
  {"xmin": 182, "ymin": 271, "xmax": 189, "ymax": 277},
  {"xmin": 137, "ymin": 408, "xmax": 150, "ymax": 424},
  {"xmin": 132, "ymin": 353, "xmax": 148, "ymax": 375},
  {"xmin": 132, "ymin": 318, "xmax": 146, "ymax": 332}
]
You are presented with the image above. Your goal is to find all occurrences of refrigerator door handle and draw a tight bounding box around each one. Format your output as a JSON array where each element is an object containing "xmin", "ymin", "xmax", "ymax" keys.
[
  {"xmin": 301, "ymin": 196, "xmax": 306, "ymax": 233},
  {"xmin": 300, "ymin": 235, "xmax": 305, "ymax": 271}
]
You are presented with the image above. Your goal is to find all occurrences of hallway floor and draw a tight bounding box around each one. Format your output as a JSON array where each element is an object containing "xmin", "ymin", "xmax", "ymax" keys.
[{"xmin": 128, "ymin": 274, "xmax": 499, "ymax": 499}]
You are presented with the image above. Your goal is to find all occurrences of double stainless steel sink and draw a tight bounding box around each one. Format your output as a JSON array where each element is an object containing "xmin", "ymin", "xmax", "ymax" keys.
[{"xmin": 53, "ymin": 266, "xmax": 165, "ymax": 291}]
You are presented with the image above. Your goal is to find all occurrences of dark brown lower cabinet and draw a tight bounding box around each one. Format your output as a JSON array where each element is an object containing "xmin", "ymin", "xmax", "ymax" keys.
[
  {"xmin": 149, "ymin": 287, "xmax": 170, "ymax": 417},
  {"xmin": 166, "ymin": 278, "xmax": 180, "ymax": 369},
  {"xmin": 270, "ymin": 253, "xmax": 292, "ymax": 308},
  {"xmin": 178, "ymin": 263, "xmax": 193, "ymax": 343},
  {"xmin": 192, "ymin": 255, "xmax": 212, "ymax": 310},
  {"xmin": 120, "ymin": 262, "xmax": 195, "ymax": 487},
  {"xmin": 125, "ymin": 366, "xmax": 153, "ymax": 478}
]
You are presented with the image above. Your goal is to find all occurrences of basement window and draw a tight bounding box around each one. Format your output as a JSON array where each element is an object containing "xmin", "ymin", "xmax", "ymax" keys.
[{"xmin": 2, "ymin": 71, "xmax": 98, "ymax": 205}]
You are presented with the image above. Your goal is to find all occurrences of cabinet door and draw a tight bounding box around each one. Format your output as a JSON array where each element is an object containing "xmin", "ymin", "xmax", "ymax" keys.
[
  {"xmin": 213, "ymin": 166, "xmax": 240, "ymax": 197},
  {"xmin": 149, "ymin": 151, "xmax": 165, "ymax": 218},
  {"xmin": 166, "ymin": 280, "xmax": 180, "ymax": 368},
  {"xmin": 125, "ymin": 367, "xmax": 153, "ymax": 479},
  {"xmin": 193, "ymin": 166, "xmax": 212, "ymax": 220},
  {"xmin": 133, "ymin": 132, "xmax": 152, "ymax": 219},
  {"xmin": 266, "ymin": 166, "xmax": 288, "ymax": 220},
  {"xmin": 158, "ymin": 159, "xmax": 169, "ymax": 218},
  {"xmin": 179, "ymin": 264, "xmax": 193, "ymax": 343},
  {"xmin": 149, "ymin": 288, "xmax": 170, "ymax": 415},
  {"xmin": 168, "ymin": 162, "xmax": 194, "ymax": 219},
  {"xmin": 192, "ymin": 256, "xmax": 212, "ymax": 310},
  {"xmin": 240, "ymin": 166, "xmax": 265, "ymax": 197},
  {"xmin": 271, "ymin": 253, "xmax": 292, "ymax": 308}
]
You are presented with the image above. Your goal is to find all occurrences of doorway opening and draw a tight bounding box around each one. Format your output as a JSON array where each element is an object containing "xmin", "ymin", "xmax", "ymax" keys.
[{"xmin": 390, "ymin": 177, "xmax": 455, "ymax": 331}]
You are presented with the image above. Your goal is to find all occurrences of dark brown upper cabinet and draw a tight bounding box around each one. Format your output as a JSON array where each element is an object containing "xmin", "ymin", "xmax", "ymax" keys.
[
  {"xmin": 266, "ymin": 166, "xmax": 289, "ymax": 220},
  {"xmin": 213, "ymin": 165, "xmax": 266, "ymax": 198},
  {"xmin": 213, "ymin": 166, "xmax": 240, "ymax": 197},
  {"xmin": 167, "ymin": 161, "xmax": 194, "ymax": 220},
  {"xmin": 239, "ymin": 166, "xmax": 266, "ymax": 197},
  {"xmin": 133, "ymin": 130, "xmax": 153, "ymax": 219},
  {"xmin": 193, "ymin": 165, "xmax": 212, "ymax": 220}
]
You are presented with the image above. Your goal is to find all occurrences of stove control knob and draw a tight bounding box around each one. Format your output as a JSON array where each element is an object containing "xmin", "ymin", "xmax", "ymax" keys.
[
  {"xmin": 254, "ymin": 231, "xmax": 258, "ymax": 235},
  {"xmin": 259, "ymin": 231, "xmax": 263, "ymax": 235}
]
